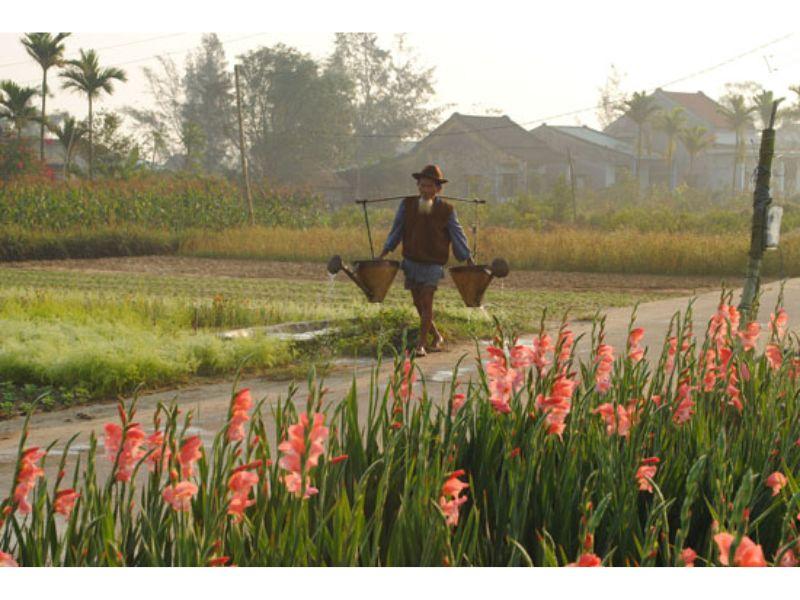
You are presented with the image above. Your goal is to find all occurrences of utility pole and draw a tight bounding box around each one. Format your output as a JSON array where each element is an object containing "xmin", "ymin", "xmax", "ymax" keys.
[
  {"xmin": 234, "ymin": 64, "xmax": 255, "ymax": 226},
  {"xmin": 567, "ymin": 150, "xmax": 578, "ymax": 223},
  {"xmin": 738, "ymin": 100, "xmax": 781, "ymax": 321}
]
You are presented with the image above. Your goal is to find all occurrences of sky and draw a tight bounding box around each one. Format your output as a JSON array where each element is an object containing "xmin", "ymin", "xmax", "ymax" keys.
[{"xmin": 2, "ymin": 1, "xmax": 800, "ymax": 136}]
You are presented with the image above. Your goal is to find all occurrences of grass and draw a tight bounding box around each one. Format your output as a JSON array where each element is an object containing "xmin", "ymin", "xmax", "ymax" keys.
[{"xmin": 0, "ymin": 266, "xmax": 669, "ymax": 414}]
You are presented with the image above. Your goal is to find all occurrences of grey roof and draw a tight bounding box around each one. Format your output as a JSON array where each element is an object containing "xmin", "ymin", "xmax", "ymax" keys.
[
  {"xmin": 436, "ymin": 113, "xmax": 555, "ymax": 162},
  {"xmin": 542, "ymin": 125, "xmax": 636, "ymax": 156}
]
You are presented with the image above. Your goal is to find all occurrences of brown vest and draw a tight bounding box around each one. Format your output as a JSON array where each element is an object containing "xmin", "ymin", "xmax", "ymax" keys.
[{"xmin": 401, "ymin": 196, "xmax": 453, "ymax": 265}]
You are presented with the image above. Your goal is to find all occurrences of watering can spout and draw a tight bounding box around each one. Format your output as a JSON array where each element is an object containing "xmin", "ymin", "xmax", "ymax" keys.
[
  {"xmin": 327, "ymin": 255, "xmax": 400, "ymax": 303},
  {"xmin": 449, "ymin": 258, "xmax": 509, "ymax": 307}
]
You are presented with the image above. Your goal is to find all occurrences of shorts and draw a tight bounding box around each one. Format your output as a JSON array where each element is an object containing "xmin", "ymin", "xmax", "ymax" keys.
[{"xmin": 401, "ymin": 258, "xmax": 445, "ymax": 290}]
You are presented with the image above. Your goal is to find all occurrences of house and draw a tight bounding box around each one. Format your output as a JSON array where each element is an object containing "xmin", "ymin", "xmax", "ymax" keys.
[
  {"xmin": 604, "ymin": 89, "xmax": 756, "ymax": 190},
  {"xmin": 339, "ymin": 112, "xmax": 563, "ymax": 202},
  {"xmin": 528, "ymin": 124, "xmax": 640, "ymax": 188}
]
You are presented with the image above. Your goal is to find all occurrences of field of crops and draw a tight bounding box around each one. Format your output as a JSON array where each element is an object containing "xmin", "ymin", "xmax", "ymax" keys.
[
  {"xmin": 1, "ymin": 298, "xmax": 798, "ymax": 566},
  {"xmin": 0, "ymin": 266, "xmax": 665, "ymax": 415}
]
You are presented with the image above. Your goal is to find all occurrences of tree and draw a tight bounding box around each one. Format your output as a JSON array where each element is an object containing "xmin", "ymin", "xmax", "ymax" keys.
[
  {"xmin": 20, "ymin": 32, "xmax": 70, "ymax": 161},
  {"xmin": 181, "ymin": 34, "xmax": 236, "ymax": 173},
  {"xmin": 90, "ymin": 111, "xmax": 141, "ymax": 178},
  {"xmin": 237, "ymin": 44, "xmax": 354, "ymax": 183},
  {"xmin": 619, "ymin": 91, "xmax": 659, "ymax": 178},
  {"xmin": 717, "ymin": 94, "xmax": 755, "ymax": 192},
  {"xmin": 654, "ymin": 107, "xmax": 686, "ymax": 190},
  {"xmin": 679, "ymin": 125, "xmax": 715, "ymax": 184},
  {"xmin": 328, "ymin": 33, "xmax": 441, "ymax": 167},
  {"xmin": 750, "ymin": 89, "xmax": 785, "ymax": 129},
  {"xmin": 60, "ymin": 49, "xmax": 126, "ymax": 180},
  {"xmin": 596, "ymin": 64, "xmax": 626, "ymax": 129},
  {"xmin": 47, "ymin": 112, "xmax": 87, "ymax": 178},
  {"xmin": 0, "ymin": 80, "xmax": 39, "ymax": 139}
]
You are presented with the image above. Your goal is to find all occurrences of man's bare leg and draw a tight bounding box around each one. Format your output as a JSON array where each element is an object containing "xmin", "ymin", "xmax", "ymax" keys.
[
  {"xmin": 418, "ymin": 285, "xmax": 437, "ymax": 354},
  {"xmin": 410, "ymin": 286, "xmax": 427, "ymax": 356}
]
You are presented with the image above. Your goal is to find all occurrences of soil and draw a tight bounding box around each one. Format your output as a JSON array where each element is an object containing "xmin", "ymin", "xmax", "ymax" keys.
[{"xmin": 3, "ymin": 255, "xmax": 731, "ymax": 295}]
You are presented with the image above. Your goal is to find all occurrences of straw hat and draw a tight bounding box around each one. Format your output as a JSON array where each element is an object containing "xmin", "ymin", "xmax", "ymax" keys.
[{"xmin": 412, "ymin": 164, "xmax": 448, "ymax": 185}]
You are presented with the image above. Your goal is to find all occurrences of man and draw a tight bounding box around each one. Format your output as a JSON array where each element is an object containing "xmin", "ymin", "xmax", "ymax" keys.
[{"xmin": 379, "ymin": 164, "xmax": 474, "ymax": 356}]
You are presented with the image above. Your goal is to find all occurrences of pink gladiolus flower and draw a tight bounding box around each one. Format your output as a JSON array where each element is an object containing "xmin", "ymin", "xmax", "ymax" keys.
[
  {"xmin": 536, "ymin": 374, "xmax": 577, "ymax": 438},
  {"xmin": 556, "ymin": 328, "xmax": 574, "ymax": 371},
  {"xmin": 439, "ymin": 470, "xmax": 469, "ymax": 527},
  {"xmin": 162, "ymin": 481, "xmax": 198, "ymax": 512},
  {"xmin": 594, "ymin": 344, "xmax": 614, "ymax": 393},
  {"xmin": 665, "ymin": 336, "xmax": 678, "ymax": 373},
  {"xmin": 104, "ymin": 422, "xmax": 147, "ymax": 482},
  {"xmin": 145, "ymin": 430, "xmax": 169, "ymax": 471},
  {"xmin": 765, "ymin": 345, "xmax": 782, "ymax": 371},
  {"xmin": 714, "ymin": 533, "xmax": 767, "ymax": 567},
  {"xmin": 393, "ymin": 354, "xmax": 416, "ymax": 403},
  {"xmin": 227, "ymin": 470, "xmax": 259, "ymax": 522},
  {"xmin": 778, "ymin": 549, "xmax": 798, "ymax": 567},
  {"xmin": 178, "ymin": 436, "xmax": 203, "ymax": 479},
  {"xmin": 681, "ymin": 547, "xmax": 698, "ymax": 567},
  {"xmin": 567, "ymin": 553, "xmax": 602, "ymax": 567},
  {"xmin": 769, "ymin": 308, "xmax": 788, "ymax": 339},
  {"xmin": 635, "ymin": 458, "xmax": 659, "ymax": 493},
  {"xmin": 53, "ymin": 489, "xmax": 80, "ymax": 517},
  {"xmin": 451, "ymin": 393, "xmax": 466, "ymax": 412},
  {"xmin": 672, "ymin": 383, "xmax": 695, "ymax": 425},
  {"xmin": 278, "ymin": 412, "xmax": 329, "ymax": 498},
  {"xmin": 627, "ymin": 328, "xmax": 645, "ymax": 363},
  {"xmin": 0, "ymin": 551, "xmax": 18, "ymax": 567},
  {"xmin": 738, "ymin": 322, "xmax": 760, "ymax": 351},
  {"xmin": 227, "ymin": 388, "xmax": 253, "ymax": 443},
  {"xmin": 766, "ymin": 471, "xmax": 787, "ymax": 496},
  {"xmin": 593, "ymin": 402, "xmax": 637, "ymax": 437},
  {"xmin": 13, "ymin": 447, "xmax": 45, "ymax": 514}
]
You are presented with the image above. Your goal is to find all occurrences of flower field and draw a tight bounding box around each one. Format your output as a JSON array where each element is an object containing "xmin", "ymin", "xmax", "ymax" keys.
[{"xmin": 1, "ymin": 294, "xmax": 798, "ymax": 567}]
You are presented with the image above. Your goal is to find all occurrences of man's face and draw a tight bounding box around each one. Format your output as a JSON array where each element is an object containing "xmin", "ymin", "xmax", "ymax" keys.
[{"xmin": 417, "ymin": 177, "xmax": 439, "ymax": 200}]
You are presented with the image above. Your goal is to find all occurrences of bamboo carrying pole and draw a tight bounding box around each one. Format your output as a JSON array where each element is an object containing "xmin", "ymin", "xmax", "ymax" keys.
[
  {"xmin": 234, "ymin": 65, "xmax": 255, "ymax": 226},
  {"xmin": 738, "ymin": 100, "xmax": 781, "ymax": 320}
]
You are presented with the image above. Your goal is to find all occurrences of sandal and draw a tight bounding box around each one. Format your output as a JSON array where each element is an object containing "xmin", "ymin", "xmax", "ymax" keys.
[
  {"xmin": 429, "ymin": 336, "xmax": 445, "ymax": 352},
  {"xmin": 414, "ymin": 345, "xmax": 427, "ymax": 357}
]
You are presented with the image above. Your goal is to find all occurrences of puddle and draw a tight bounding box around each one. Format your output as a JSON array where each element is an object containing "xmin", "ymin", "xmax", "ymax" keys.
[
  {"xmin": 220, "ymin": 321, "xmax": 337, "ymax": 342},
  {"xmin": 430, "ymin": 364, "xmax": 475, "ymax": 383}
]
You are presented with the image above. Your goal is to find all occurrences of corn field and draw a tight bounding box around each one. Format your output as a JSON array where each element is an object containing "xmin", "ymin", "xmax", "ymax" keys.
[{"xmin": 1, "ymin": 294, "xmax": 799, "ymax": 567}]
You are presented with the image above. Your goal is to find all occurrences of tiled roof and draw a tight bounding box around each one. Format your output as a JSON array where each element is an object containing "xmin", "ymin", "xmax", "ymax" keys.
[
  {"xmin": 658, "ymin": 90, "xmax": 730, "ymax": 129},
  {"xmin": 541, "ymin": 125, "xmax": 636, "ymax": 156},
  {"xmin": 438, "ymin": 113, "xmax": 555, "ymax": 162}
]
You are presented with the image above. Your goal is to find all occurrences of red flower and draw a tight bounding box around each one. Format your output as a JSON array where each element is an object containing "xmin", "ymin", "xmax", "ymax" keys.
[
  {"xmin": 567, "ymin": 553, "xmax": 602, "ymax": 567},
  {"xmin": 178, "ymin": 436, "xmax": 203, "ymax": 478},
  {"xmin": 53, "ymin": 489, "xmax": 80, "ymax": 517}
]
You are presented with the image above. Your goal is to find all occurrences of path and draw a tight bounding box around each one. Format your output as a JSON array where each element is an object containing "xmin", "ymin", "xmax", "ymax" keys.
[{"xmin": 1, "ymin": 278, "xmax": 796, "ymax": 488}]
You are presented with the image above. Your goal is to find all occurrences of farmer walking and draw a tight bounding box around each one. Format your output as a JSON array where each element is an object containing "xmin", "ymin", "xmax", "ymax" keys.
[{"xmin": 379, "ymin": 164, "xmax": 475, "ymax": 356}]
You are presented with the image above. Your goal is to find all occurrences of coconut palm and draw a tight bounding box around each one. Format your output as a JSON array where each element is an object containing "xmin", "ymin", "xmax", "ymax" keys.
[
  {"xmin": 717, "ymin": 94, "xmax": 755, "ymax": 192},
  {"xmin": 0, "ymin": 80, "xmax": 39, "ymax": 139},
  {"xmin": 20, "ymin": 32, "xmax": 71, "ymax": 161},
  {"xmin": 60, "ymin": 49, "xmax": 126, "ymax": 179},
  {"xmin": 654, "ymin": 107, "xmax": 686, "ymax": 190},
  {"xmin": 619, "ymin": 91, "xmax": 659, "ymax": 178},
  {"xmin": 751, "ymin": 90, "xmax": 785, "ymax": 129},
  {"xmin": 679, "ymin": 125, "xmax": 715, "ymax": 185},
  {"xmin": 48, "ymin": 114, "xmax": 86, "ymax": 178}
]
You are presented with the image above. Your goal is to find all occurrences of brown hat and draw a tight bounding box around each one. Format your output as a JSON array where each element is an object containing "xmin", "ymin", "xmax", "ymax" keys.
[{"xmin": 412, "ymin": 164, "xmax": 448, "ymax": 185}]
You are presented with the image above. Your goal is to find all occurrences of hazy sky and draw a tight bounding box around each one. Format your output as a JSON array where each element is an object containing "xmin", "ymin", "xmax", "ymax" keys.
[{"xmin": 3, "ymin": 2, "xmax": 800, "ymax": 135}]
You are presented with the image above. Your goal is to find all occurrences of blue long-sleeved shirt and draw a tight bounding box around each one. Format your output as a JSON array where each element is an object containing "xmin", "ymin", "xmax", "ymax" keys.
[{"xmin": 382, "ymin": 197, "xmax": 472, "ymax": 262}]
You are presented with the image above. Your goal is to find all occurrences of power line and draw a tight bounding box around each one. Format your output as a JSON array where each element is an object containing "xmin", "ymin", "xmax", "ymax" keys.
[{"xmin": 0, "ymin": 32, "xmax": 192, "ymax": 70}]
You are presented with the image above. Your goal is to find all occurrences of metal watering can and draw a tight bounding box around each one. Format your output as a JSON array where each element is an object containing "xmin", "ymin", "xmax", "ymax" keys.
[
  {"xmin": 327, "ymin": 255, "xmax": 399, "ymax": 303},
  {"xmin": 449, "ymin": 258, "xmax": 510, "ymax": 307}
]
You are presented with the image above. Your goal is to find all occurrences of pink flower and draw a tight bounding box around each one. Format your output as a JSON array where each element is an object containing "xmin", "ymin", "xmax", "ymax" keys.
[
  {"xmin": 13, "ymin": 447, "xmax": 45, "ymax": 514},
  {"xmin": 567, "ymin": 553, "xmax": 602, "ymax": 567},
  {"xmin": 227, "ymin": 470, "xmax": 259, "ymax": 522},
  {"xmin": 227, "ymin": 388, "xmax": 253, "ymax": 443},
  {"xmin": 536, "ymin": 374, "xmax": 577, "ymax": 438},
  {"xmin": 635, "ymin": 457, "xmax": 660, "ymax": 493},
  {"xmin": 162, "ymin": 481, "xmax": 198, "ymax": 512},
  {"xmin": 778, "ymin": 549, "xmax": 798, "ymax": 567},
  {"xmin": 392, "ymin": 354, "xmax": 416, "ymax": 403},
  {"xmin": 53, "ymin": 489, "xmax": 80, "ymax": 517},
  {"xmin": 178, "ymin": 436, "xmax": 203, "ymax": 478},
  {"xmin": 714, "ymin": 533, "xmax": 767, "ymax": 567},
  {"xmin": 0, "ymin": 551, "xmax": 18, "ymax": 567},
  {"xmin": 665, "ymin": 336, "xmax": 678, "ymax": 373},
  {"xmin": 738, "ymin": 322, "xmax": 760, "ymax": 351},
  {"xmin": 594, "ymin": 344, "xmax": 614, "ymax": 393},
  {"xmin": 451, "ymin": 393, "xmax": 466, "ymax": 413},
  {"xmin": 593, "ymin": 402, "xmax": 637, "ymax": 437},
  {"xmin": 439, "ymin": 470, "xmax": 469, "ymax": 527},
  {"xmin": 681, "ymin": 547, "xmax": 698, "ymax": 567},
  {"xmin": 766, "ymin": 471, "xmax": 787, "ymax": 496},
  {"xmin": 627, "ymin": 328, "xmax": 645, "ymax": 363},
  {"xmin": 765, "ymin": 345, "xmax": 782, "ymax": 371},
  {"xmin": 672, "ymin": 383, "xmax": 695, "ymax": 425},
  {"xmin": 769, "ymin": 308, "xmax": 788, "ymax": 339},
  {"xmin": 278, "ymin": 412, "xmax": 329, "ymax": 498},
  {"xmin": 556, "ymin": 328, "xmax": 574, "ymax": 372},
  {"xmin": 145, "ymin": 430, "xmax": 169, "ymax": 471},
  {"xmin": 104, "ymin": 422, "xmax": 147, "ymax": 482}
]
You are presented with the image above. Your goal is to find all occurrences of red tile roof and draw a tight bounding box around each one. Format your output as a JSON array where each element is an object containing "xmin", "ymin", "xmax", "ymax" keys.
[{"xmin": 659, "ymin": 91, "xmax": 729, "ymax": 129}]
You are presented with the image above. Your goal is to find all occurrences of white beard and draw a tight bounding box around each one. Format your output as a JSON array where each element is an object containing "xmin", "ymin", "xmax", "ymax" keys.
[{"xmin": 418, "ymin": 196, "xmax": 434, "ymax": 215}]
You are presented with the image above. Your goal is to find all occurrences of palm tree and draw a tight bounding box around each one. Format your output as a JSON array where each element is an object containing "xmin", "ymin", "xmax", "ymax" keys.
[
  {"xmin": 48, "ymin": 114, "xmax": 86, "ymax": 178},
  {"xmin": 654, "ymin": 107, "xmax": 686, "ymax": 189},
  {"xmin": 0, "ymin": 80, "xmax": 39, "ymax": 139},
  {"xmin": 20, "ymin": 32, "xmax": 70, "ymax": 161},
  {"xmin": 679, "ymin": 125, "xmax": 715, "ymax": 185},
  {"xmin": 717, "ymin": 94, "xmax": 755, "ymax": 192},
  {"xmin": 60, "ymin": 49, "xmax": 126, "ymax": 179},
  {"xmin": 751, "ymin": 90, "xmax": 785, "ymax": 129},
  {"xmin": 619, "ymin": 91, "xmax": 660, "ymax": 178}
]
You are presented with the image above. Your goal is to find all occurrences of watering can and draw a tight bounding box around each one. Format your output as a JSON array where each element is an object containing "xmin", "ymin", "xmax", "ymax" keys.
[
  {"xmin": 327, "ymin": 255, "xmax": 400, "ymax": 303},
  {"xmin": 449, "ymin": 258, "xmax": 510, "ymax": 307}
]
